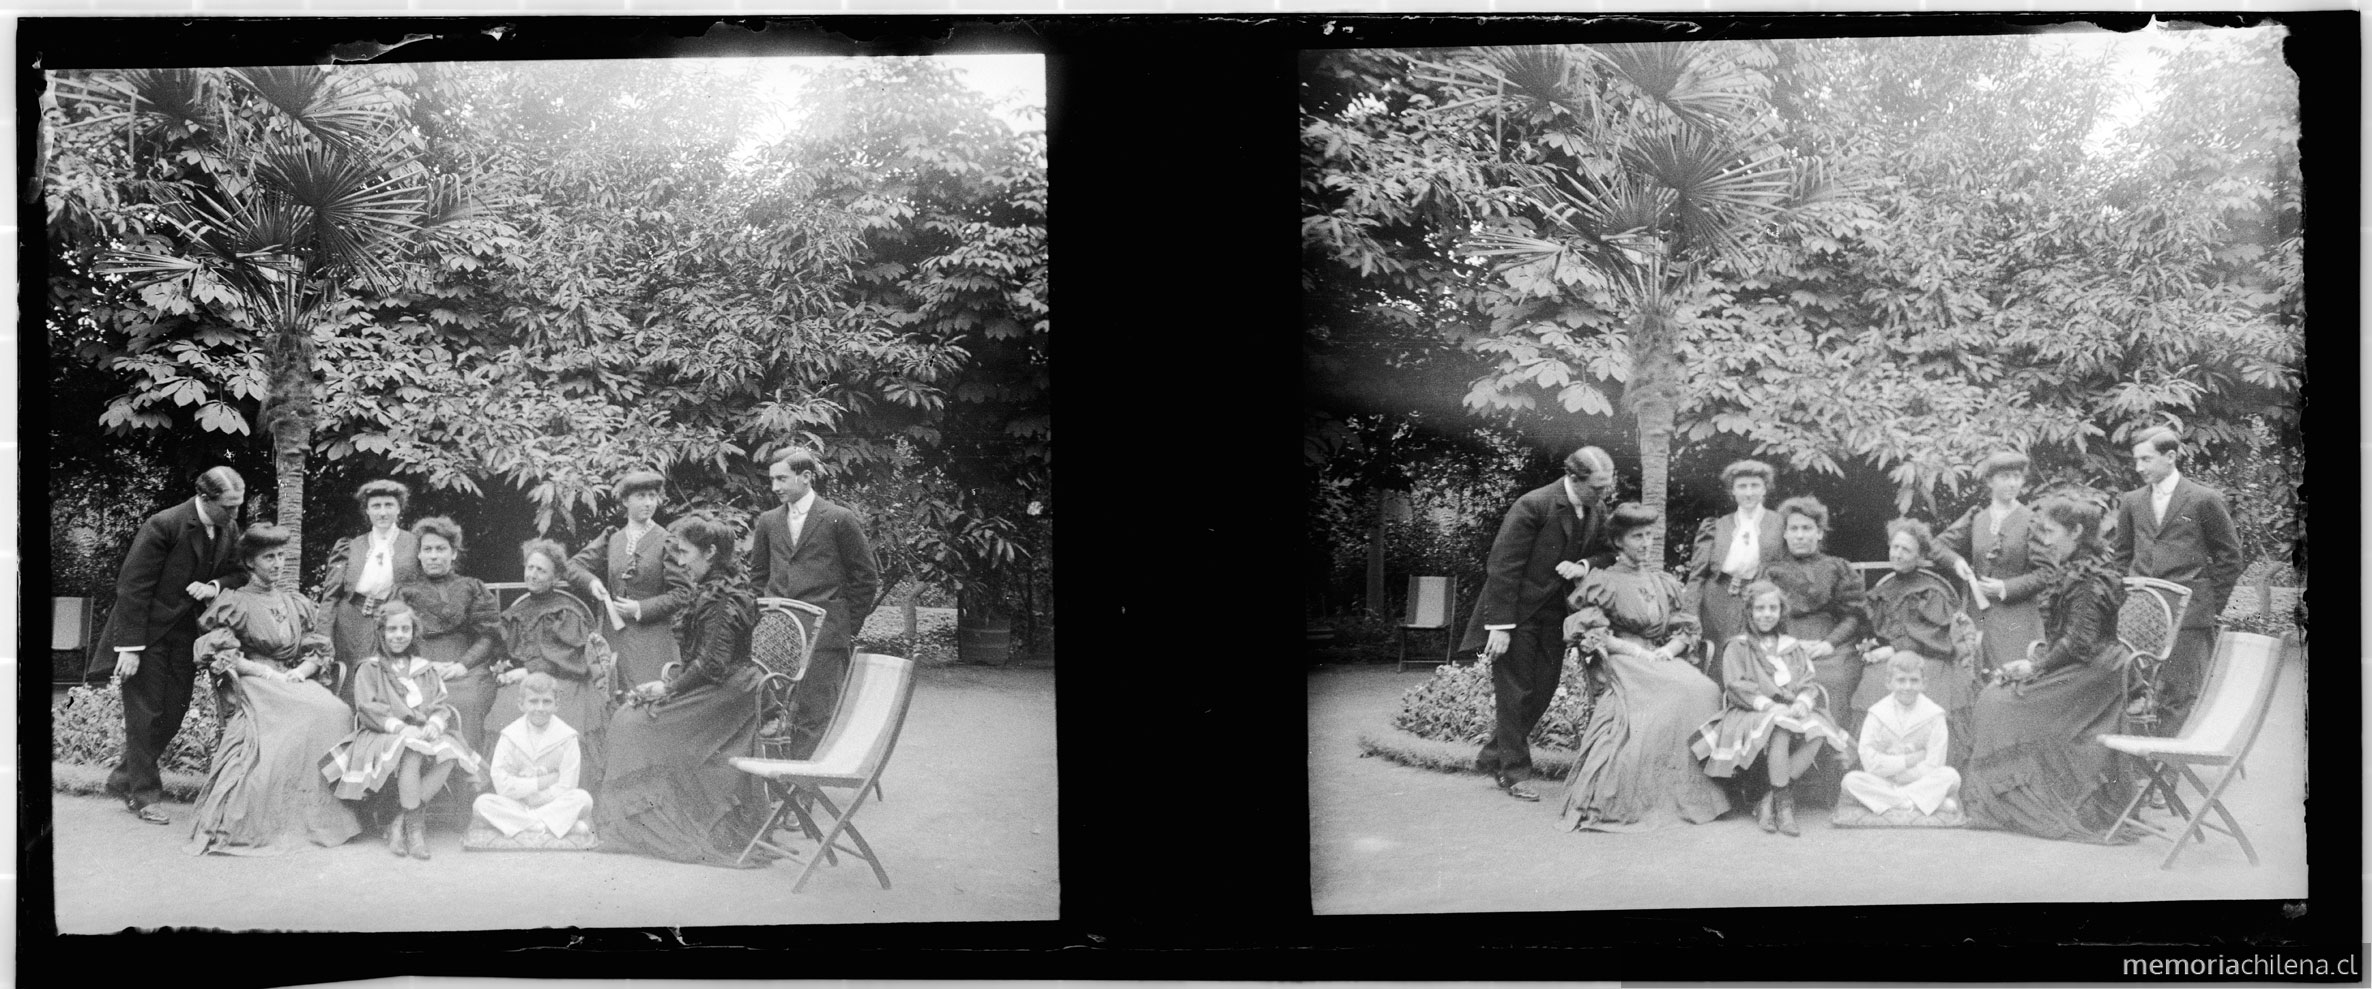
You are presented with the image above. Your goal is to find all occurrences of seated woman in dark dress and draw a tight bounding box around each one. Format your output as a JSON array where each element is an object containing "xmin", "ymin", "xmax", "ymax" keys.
[
  {"xmin": 489, "ymin": 539, "xmax": 609, "ymax": 788},
  {"xmin": 1852, "ymin": 518, "xmax": 1978, "ymax": 758},
  {"xmin": 186, "ymin": 524, "xmax": 361, "ymax": 856},
  {"xmin": 392, "ymin": 516, "xmax": 501, "ymax": 754},
  {"xmin": 1761, "ymin": 496, "xmax": 1869, "ymax": 726},
  {"xmin": 595, "ymin": 516, "xmax": 783, "ymax": 867},
  {"xmin": 1963, "ymin": 493, "xmax": 2136, "ymax": 843}
]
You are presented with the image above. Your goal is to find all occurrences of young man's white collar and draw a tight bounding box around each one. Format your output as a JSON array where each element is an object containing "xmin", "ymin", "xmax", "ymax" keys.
[
  {"xmin": 789, "ymin": 489, "xmax": 818, "ymax": 516},
  {"xmin": 2152, "ymin": 470, "xmax": 2182, "ymax": 501}
]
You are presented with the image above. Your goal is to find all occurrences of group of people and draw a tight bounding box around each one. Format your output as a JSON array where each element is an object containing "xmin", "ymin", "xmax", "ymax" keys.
[
  {"xmin": 1461, "ymin": 428, "xmax": 2241, "ymax": 844},
  {"xmin": 88, "ymin": 447, "xmax": 882, "ymax": 869}
]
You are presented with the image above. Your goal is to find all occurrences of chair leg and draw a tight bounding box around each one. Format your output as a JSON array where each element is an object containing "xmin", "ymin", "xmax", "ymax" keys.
[
  {"xmin": 737, "ymin": 792, "xmax": 796, "ymax": 867},
  {"xmin": 782, "ymin": 788, "xmax": 836, "ymax": 865},
  {"xmin": 1395, "ymin": 628, "xmax": 1409, "ymax": 671},
  {"xmin": 2106, "ymin": 759, "xmax": 2163, "ymax": 842},
  {"xmin": 2174, "ymin": 763, "xmax": 2259, "ymax": 868},
  {"xmin": 871, "ymin": 780, "xmax": 884, "ymax": 803},
  {"xmin": 792, "ymin": 786, "xmax": 886, "ymax": 893}
]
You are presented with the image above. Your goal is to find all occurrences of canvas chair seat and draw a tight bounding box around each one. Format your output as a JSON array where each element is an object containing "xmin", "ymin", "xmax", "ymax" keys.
[
  {"xmin": 729, "ymin": 652, "xmax": 918, "ymax": 891},
  {"xmin": 2097, "ymin": 630, "xmax": 2288, "ymax": 870}
]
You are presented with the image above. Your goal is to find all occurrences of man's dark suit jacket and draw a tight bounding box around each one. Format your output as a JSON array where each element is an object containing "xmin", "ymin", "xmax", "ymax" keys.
[
  {"xmin": 86, "ymin": 499, "xmax": 246, "ymax": 678},
  {"xmin": 748, "ymin": 496, "xmax": 884, "ymax": 635},
  {"xmin": 1458, "ymin": 479, "xmax": 1614, "ymax": 652},
  {"xmin": 2110, "ymin": 476, "xmax": 2242, "ymax": 629}
]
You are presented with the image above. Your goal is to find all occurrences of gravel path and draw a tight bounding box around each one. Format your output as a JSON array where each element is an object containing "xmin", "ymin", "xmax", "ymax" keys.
[
  {"xmin": 1309, "ymin": 660, "xmax": 2307, "ymax": 916},
  {"xmin": 50, "ymin": 667, "xmax": 1058, "ymax": 932}
]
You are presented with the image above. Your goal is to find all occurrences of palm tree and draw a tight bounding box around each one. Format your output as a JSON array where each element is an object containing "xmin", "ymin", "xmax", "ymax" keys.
[
  {"xmin": 50, "ymin": 66, "xmax": 472, "ymax": 590},
  {"xmin": 1416, "ymin": 43, "xmax": 1843, "ymax": 563}
]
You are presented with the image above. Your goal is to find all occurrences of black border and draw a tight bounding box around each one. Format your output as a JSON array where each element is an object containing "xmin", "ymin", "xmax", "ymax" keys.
[{"xmin": 17, "ymin": 11, "xmax": 2361, "ymax": 984}]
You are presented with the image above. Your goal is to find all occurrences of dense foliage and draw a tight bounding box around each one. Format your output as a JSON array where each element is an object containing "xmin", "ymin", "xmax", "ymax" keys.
[
  {"xmin": 44, "ymin": 59, "xmax": 1051, "ymax": 630},
  {"xmin": 1304, "ymin": 31, "xmax": 2302, "ymax": 627}
]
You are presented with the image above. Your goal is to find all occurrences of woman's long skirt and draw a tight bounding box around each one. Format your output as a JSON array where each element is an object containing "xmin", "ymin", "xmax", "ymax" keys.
[
  {"xmin": 607, "ymin": 619, "xmax": 681, "ymax": 697},
  {"xmin": 594, "ymin": 668, "xmax": 778, "ymax": 868},
  {"xmin": 324, "ymin": 598, "xmax": 380, "ymax": 707},
  {"xmin": 186, "ymin": 677, "xmax": 362, "ymax": 856},
  {"xmin": 417, "ymin": 631, "xmax": 496, "ymax": 757},
  {"xmin": 1558, "ymin": 653, "xmax": 1731, "ymax": 832},
  {"xmin": 1962, "ymin": 661, "xmax": 2136, "ymax": 843}
]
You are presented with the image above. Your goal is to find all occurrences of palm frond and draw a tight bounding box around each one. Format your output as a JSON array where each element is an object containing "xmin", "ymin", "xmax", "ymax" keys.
[
  {"xmin": 1598, "ymin": 42, "xmax": 1764, "ymax": 132},
  {"xmin": 251, "ymin": 145, "xmax": 426, "ymax": 285},
  {"xmin": 1619, "ymin": 123, "xmax": 1794, "ymax": 258},
  {"xmin": 236, "ymin": 66, "xmax": 400, "ymax": 153}
]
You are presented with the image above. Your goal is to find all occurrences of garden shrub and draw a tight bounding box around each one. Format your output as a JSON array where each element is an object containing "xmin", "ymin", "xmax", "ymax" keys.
[
  {"xmin": 856, "ymin": 605, "xmax": 960, "ymax": 664},
  {"xmin": 52, "ymin": 679, "xmax": 222, "ymax": 778},
  {"xmin": 1391, "ymin": 652, "xmax": 1598, "ymax": 751}
]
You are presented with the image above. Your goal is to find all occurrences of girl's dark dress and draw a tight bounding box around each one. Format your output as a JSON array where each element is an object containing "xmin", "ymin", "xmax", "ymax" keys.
[
  {"xmin": 594, "ymin": 573, "xmax": 779, "ymax": 867},
  {"xmin": 393, "ymin": 571, "xmax": 501, "ymax": 753},
  {"xmin": 1963, "ymin": 548, "xmax": 2135, "ymax": 843}
]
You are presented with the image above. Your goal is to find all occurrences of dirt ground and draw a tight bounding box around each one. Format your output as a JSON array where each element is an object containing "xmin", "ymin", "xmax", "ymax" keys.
[
  {"xmin": 47, "ymin": 666, "xmax": 1058, "ymax": 933},
  {"xmin": 1308, "ymin": 661, "xmax": 2308, "ymax": 916}
]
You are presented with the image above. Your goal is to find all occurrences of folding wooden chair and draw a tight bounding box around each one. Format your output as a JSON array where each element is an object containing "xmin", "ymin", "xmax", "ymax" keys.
[
  {"xmin": 53, "ymin": 597, "xmax": 93, "ymax": 685},
  {"xmin": 2115, "ymin": 576, "xmax": 2193, "ymax": 736},
  {"xmin": 2097, "ymin": 631, "xmax": 2287, "ymax": 869},
  {"xmin": 729, "ymin": 652, "xmax": 919, "ymax": 890},
  {"xmin": 1396, "ymin": 576, "xmax": 1459, "ymax": 672}
]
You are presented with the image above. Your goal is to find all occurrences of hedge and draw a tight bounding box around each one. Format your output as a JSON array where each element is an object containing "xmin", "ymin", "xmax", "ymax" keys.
[
  {"xmin": 53, "ymin": 680, "xmax": 223, "ymax": 779},
  {"xmin": 1380, "ymin": 653, "xmax": 1600, "ymax": 773}
]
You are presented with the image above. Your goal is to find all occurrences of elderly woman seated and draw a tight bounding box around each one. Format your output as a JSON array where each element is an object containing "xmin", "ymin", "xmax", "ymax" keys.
[{"xmin": 486, "ymin": 539, "xmax": 613, "ymax": 790}]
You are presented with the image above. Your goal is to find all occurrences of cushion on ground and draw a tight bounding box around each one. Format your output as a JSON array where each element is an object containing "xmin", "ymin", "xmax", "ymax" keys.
[
  {"xmin": 1829, "ymin": 798, "xmax": 1966, "ymax": 828},
  {"xmin": 462, "ymin": 819, "xmax": 601, "ymax": 851}
]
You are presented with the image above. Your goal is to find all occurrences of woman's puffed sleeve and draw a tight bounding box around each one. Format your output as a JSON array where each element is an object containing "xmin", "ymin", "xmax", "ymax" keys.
[
  {"xmin": 541, "ymin": 607, "xmax": 592, "ymax": 678},
  {"xmin": 462, "ymin": 581, "xmax": 501, "ymax": 669},
  {"xmin": 1886, "ymin": 579, "xmax": 1955, "ymax": 660},
  {"xmin": 1563, "ymin": 577, "xmax": 1612, "ymax": 653},
  {"xmin": 668, "ymin": 595, "xmax": 752, "ymax": 694},
  {"xmin": 1825, "ymin": 560, "xmax": 1868, "ymax": 647},
  {"xmin": 2039, "ymin": 574, "xmax": 2118, "ymax": 674}
]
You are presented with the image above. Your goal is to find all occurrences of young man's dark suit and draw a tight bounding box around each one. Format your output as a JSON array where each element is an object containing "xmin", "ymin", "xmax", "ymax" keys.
[
  {"xmin": 747, "ymin": 495, "xmax": 883, "ymax": 759},
  {"xmin": 1460, "ymin": 478, "xmax": 1616, "ymax": 780},
  {"xmin": 2109, "ymin": 474, "xmax": 2241, "ymax": 725},
  {"xmin": 86, "ymin": 498, "xmax": 248, "ymax": 808}
]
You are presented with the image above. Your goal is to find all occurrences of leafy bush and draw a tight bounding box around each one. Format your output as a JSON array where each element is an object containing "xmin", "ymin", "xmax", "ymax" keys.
[
  {"xmin": 1391, "ymin": 652, "xmax": 1598, "ymax": 750},
  {"xmin": 856, "ymin": 605, "xmax": 960, "ymax": 664},
  {"xmin": 2223, "ymin": 608, "xmax": 2300, "ymax": 640},
  {"xmin": 53, "ymin": 680, "xmax": 223, "ymax": 777}
]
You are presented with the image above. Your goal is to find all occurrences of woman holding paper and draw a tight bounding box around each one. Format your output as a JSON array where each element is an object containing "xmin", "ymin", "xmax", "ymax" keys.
[
  {"xmin": 563, "ymin": 470, "xmax": 693, "ymax": 691},
  {"xmin": 1931, "ymin": 451, "xmax": 2050, "ymax": 680}
]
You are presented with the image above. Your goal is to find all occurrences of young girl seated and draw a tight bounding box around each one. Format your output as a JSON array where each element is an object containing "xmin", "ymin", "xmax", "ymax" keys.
[
  {"xmin": 1842, "ymin": 652, "xmax": 1963, "ymax": 817},
  {"xmin": 321, "ymin": 602, "xmax": 482, "ymax": 860},
  {"xmin": 1692, "ymin": 580, "xmax": 1854, "ymax": 836},
  {"xmin": 474, "ymin": 672, "xmax": 595, "ymax": 839}
]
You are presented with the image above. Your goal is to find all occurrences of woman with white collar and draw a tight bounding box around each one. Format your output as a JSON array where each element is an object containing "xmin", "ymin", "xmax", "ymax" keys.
[
  {"xmin": 1686, "ymin": 459, "xmax": 1789, "ymax": 669},
  {"xmin": 316, "ymin": 479, "xmax": 423, "ymax": 704}
]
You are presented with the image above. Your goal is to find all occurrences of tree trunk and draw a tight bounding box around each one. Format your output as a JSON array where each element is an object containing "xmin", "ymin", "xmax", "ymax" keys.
[
  {"xmin": 1629, "ymin": 302, "xmax": 1680, "ymax": 569},
  {"xmin": 1365, "ymin": 487, "xmax": 1388, "ymax": 617},
  {"xmin": 265, "ymin": 330, "xmax": 315, "ymax": 594}
]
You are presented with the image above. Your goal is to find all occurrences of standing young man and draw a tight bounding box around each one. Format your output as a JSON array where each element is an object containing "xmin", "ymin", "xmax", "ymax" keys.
[
  {"xmin": 746, "ymin": 447, "xmax": 883, "ymax": 759},
  {"xmin": 2109, "ymin": 428, "xmax": 2242, "ymax": 727}
]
